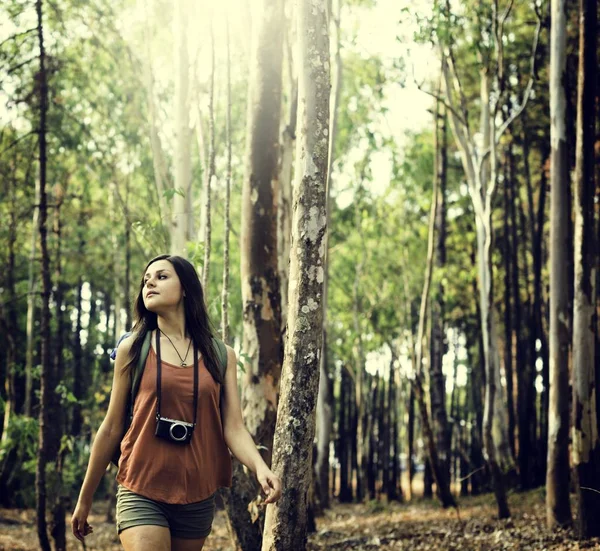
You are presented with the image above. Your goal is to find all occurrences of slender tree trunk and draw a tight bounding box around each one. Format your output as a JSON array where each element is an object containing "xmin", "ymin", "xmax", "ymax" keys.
[
  {"xmin": 25, "ymin": 173, "xmax": 40, "ymax": 417},
  {"xmin": 338, "ymin": 366, "xmax": 352, "ymax": 503},
  {"xmin": 367, "ymin": 375, "xmax": 378, "ymax": 500},
  {"xmin": 546, "ymin": 0, "xmax": 573, "ymax": 530},
  {"xmin": 407, "ymin": 386, "xmax": 415, "ymax": 500},
  {"xmin": 202, "ymin": 17, "xmax": 216, "ymax": 291},
  {"xmin": 502, "ymin": 169, "xmax": 515, "ymax": 457},
  {"xmin": 261, "ymin": 0, "xmax": 329, "ymax": 544},
  {"xmin": 508, "ymin": 147, "xmax": 536, "ymax": 490},
  {"xmin": 382, "ymin": 359, "xmax": 393, "ymax": 500},
  {"xmin": 35, "ymin": 1, "xmax": 52, "ymax": 547},
  {"xmin": 1, "ymin": 172, "xmax": 18, "ymax": 443},
  {"xmin": 171, "ymin": 0, "xmax": 191, "ymax": 256},
  {"xmin": 222, "ymin": 14, "xmax": 232, "ymax": 343},
  {"xmin": 71, "ymin": 275, "xmax": 84, "ymax": 437},
  {"xmin": 572, "ymin": 0, "xmax": 599, "ymax": 537},
  {"xmin": 109, "ymin": 184, "xmax": 122, "ymax": 339},
  {"xmin": 536, "ymin": 157, "xmax": 550, "ymax": 486},
  {"xmin": 315, "ymin": 328, "xmax": 333, "ymax": 511},
  {"xmin": 521, "ymin": 117, "xmax": 543, "ymax": 481},
  {"xmin": 388, "ymin": 358, "xmax": 402, "ymax": 502},
  {"xmin": 231, "ymin": 1, "xmax": 284, "ymax": 547},
  {"xmin": 413, "ymin": 97, "xmax": 455, "ymax": 508},
  {"xmin": 429, "ymin": 107, "xmax": 451, "ymax": 488},
  {"xmin": 353, "ymin": 200, "xmax": 367, "ymax": 501},
  {"xmin": 142, "ymin": 7, "xmax": 170, "ymax": 245},
  {"xmin": 124, "ymin": 177, "xmax": 132, "ymax": 329},
  {"xmin": 50, "ymin": 193, "xmax": 66, "ymax": 551}
]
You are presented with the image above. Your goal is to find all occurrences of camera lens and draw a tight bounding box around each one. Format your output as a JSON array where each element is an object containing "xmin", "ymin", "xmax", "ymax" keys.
[{"xmin": 170, "ymin": 423, "xmax": 188, "ymax": 441}]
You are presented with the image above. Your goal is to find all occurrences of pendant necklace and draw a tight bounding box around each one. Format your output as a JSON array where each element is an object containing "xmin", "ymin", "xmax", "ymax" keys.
[{"xmin": 159, "ymin": 329, "xmax": 192, "ymax": 366}]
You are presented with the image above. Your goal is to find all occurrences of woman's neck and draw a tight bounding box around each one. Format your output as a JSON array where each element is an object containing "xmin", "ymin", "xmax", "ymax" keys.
[{"xmin": 156, "ymin": 313, "xmax": 187, "ymax": 340}]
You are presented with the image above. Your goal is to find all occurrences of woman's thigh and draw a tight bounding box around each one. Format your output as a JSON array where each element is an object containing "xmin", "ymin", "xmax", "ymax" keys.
[
  {"xmin": 171, "ymin": 536, "xmax": 206, "ymax": 551},
  {"xmin": 120, "ymin": 525, "xmax": 171, "ymax": 551}
]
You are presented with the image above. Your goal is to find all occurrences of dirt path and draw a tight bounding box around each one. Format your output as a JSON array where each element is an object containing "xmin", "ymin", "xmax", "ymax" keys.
[{"xmin": 1, "ymin": 489, "xmax": 597, "ymax": 550}]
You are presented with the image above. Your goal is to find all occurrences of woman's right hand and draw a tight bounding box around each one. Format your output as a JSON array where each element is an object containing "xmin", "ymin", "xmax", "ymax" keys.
[{"xmin": 71, "ymin": 500, "xmax": 93, "ymax": 542}]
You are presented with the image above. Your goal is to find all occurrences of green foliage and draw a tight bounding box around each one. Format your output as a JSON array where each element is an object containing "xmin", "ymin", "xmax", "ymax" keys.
[{"xmin": 0, "ymin": 415, "xmax": 39, "ymax": 507}]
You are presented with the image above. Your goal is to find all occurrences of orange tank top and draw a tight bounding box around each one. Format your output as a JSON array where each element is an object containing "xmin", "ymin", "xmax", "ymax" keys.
[{"xmin": 116, "ymin": 346, "xmax": 232, "ymax": 504}]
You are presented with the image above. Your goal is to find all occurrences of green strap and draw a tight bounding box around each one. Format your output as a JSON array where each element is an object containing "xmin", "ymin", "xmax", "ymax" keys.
[
  {"xmin": 211, "ymin": 337, "xmax": 228, "ymax": 381},
  {"xmin": 131, "ymin": 331, "xmax": 152, "ymax": 404}
]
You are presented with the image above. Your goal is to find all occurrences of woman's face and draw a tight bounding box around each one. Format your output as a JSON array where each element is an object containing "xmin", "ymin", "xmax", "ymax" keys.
[{"xmin": 142, "ymin": 259, "xmax": 184, "ymax": 312}]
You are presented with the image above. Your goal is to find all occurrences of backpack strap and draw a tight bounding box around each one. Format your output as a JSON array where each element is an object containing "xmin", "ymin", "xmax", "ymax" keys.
[
  {"xmin": 211, "ymin": 337, "xmax": 228, "ymax": 381},
  {"xmin": 131, "ymin": 331, "xmax": 152, "ymax": 404}
]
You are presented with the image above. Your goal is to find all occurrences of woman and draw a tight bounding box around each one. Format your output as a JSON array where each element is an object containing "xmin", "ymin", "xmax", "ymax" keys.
[{"xmin": 71, "ymin": 254, "xmax": 282, "ymax": 550}]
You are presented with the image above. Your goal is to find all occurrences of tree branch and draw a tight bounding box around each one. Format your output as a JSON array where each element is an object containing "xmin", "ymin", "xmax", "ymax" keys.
[
  {"xmin": 0, "ymin": 28, "xmax": 36, "ymax": 50},
  {"xmin": 493, "ymin": 7, "xmax": 542, "ymax": 144},
  {"xmin": 414, "ymin": 77, "xmax": 468, "ymax": 128},
  {"xmin": 7, "ymin": 55, "xmax": 37, "ymax": 74},
  {"xmin": 0, "ymin": 131, "xmax": 35, "ymax": 156}
]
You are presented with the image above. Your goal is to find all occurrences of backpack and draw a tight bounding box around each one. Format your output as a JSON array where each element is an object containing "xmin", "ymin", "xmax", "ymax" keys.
[{"xmin": 110, "ymin": 331, "xmax": 228, "ymax": 467}]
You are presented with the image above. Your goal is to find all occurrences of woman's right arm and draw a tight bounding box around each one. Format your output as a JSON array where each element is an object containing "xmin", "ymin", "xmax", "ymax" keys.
[{"xmin": 71, "ymin": 335, "xmax": 134, "ymax": 541}]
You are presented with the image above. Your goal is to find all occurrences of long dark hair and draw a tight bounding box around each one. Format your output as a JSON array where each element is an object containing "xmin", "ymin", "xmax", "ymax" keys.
[{"xmin": 125, "ymin": 254, "xmax": 224, "ymax": 384}]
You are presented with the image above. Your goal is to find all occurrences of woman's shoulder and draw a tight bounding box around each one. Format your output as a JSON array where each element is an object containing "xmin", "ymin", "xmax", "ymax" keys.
[{"xmin": 115, "ymin": 331, "xmax": 142, "ymax": 359}]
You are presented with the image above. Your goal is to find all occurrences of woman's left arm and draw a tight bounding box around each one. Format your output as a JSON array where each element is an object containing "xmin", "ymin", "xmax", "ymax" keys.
[{"xmin": 221, "ymin": 345, "xmax": 282, "ymax": 504}]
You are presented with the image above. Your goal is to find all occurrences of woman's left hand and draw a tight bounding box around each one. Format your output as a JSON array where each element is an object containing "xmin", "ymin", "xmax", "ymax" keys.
[{"xmin": 256, "ymin": 465, "xmax": 282, "ymax": 505}]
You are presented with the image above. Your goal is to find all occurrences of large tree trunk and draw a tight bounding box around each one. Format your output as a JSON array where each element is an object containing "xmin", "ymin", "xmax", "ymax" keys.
[
  {"xmin": 571, "ymin": 0, "xmax": 598, "ymax": 538},
  {"xmin": 278, "ymin": 11, "xmax": 297, "ymax": 330},
  {"xmin": 230, "ymin": 1, "xmax": 284, "ymax": 548},
  {"xmin": 314, "ymin": 0, "xmax": 343, "ymax": 513},
  {"xmin": 171, "ymin": 0, "xmax": 191, "ymax": 256},
  {"xmin": 261, "ymin": 0, "xmax": 329, "ymax": 545},
  {"xmin": 546, "ymin": 0, "xmax": 573, "ymax": 530},
  {"xmin": 35, "ymin": 1, "xmax": 53, "ymax": 548}
]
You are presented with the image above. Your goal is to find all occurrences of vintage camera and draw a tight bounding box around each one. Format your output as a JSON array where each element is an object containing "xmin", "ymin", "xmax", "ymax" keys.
[{"xmin": 155, "ymin": 416, "xmax": 195, "ymax": 445}]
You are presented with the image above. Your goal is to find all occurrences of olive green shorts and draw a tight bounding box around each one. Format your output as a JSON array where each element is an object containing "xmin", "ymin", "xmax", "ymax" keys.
[{"xmin": 116, "ymin": 485, "xmax": 216, "ymax": 539}]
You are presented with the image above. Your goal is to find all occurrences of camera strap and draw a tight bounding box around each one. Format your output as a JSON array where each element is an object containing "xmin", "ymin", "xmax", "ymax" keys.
[{"xmin": 156, "ymin": 330, "xmax": 199, "ymax": 427}]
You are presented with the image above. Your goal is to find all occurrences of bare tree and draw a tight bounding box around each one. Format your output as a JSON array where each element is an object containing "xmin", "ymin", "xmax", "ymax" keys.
[
  {"xmin": 261, "ymin": 0, "xmax": 330, "ymax": 545},
  {"xmin": 437, "ymin": 0, "xmax": 541, "ymax": 517}
]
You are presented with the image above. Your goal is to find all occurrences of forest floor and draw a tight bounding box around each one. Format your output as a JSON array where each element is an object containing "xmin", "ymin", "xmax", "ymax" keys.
[{"xmin": 1, "ymin": 488, "xmax": 598, "ymax": 550}]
